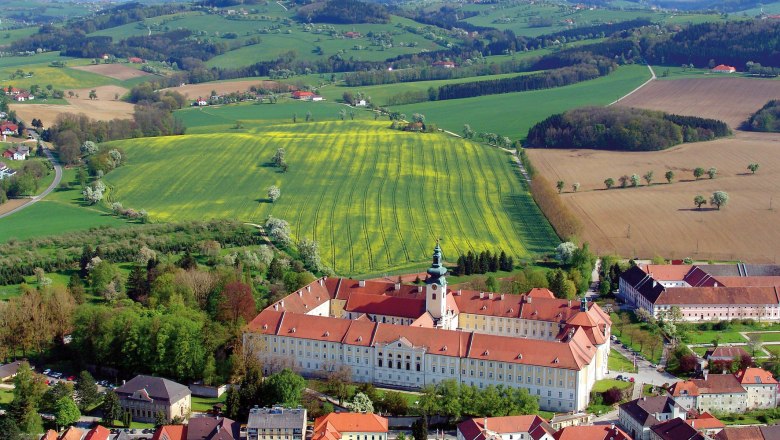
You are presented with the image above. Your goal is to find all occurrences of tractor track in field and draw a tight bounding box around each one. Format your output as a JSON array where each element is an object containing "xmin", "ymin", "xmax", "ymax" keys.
[
  {"xmin": 313, "ymin": 138, "xmax": 347, "ymax": 265},
  {"xmin": 374, "ymin": 142, "xmax": 393, "ymax": 267},
  {"xmin": 404, "ymin": 141, "xmax": 427, "ymax": 258},
  {"xmin": 429, "ymin": 145, "xmax": 448, "ymax": 250},
  {"xmin": 417, "ymin": 142, "xmax": 437, "ymax": 244},
  {"xmin": 390, "ymin": 143, "xmax": 411, "ymax": 263},
  {"xmin": 328, "ymin": 142, "xmax": 354, "ymax": 272},
  {"xmin": 483, "ymin": 148, "xmax": 524, "ymax": 254},
  {"xmin": 474, "ymin": 146, "xmax": 514, "ymax": 251},
  {"xmin": 438, "ymin": 143, "xmax": 469, "ymax": 257},
  {"xmin": 360, "ymin": 133, "xmax": 381, "ymax": 271},
  {"xmin": 458, "ymin": 144, "xmax": 488, "ymax": 253},
  {"xmin": 345, "ymin": 133, "xmax": 370, "ymax": 273},
  {"xmin": 292, "ymin": 134, "xmax": 319, "ymax": 240}
]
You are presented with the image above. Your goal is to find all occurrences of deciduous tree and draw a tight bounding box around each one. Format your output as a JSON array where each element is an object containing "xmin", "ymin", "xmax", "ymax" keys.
[
  {"xmin": 694, "ymin": 195, "xmax": 707, "ymax": 209},
  {"xmin": 694, "ymin": 167, "xmax": 705, "ymax": 180},
  {"xmin": 604, "ymin": 178, "xmax": 614, "ymax": 189},
  {"xmin": 711, "ymin": 191, "xmax": 729, "ymax": 210},
  {"xmin": 665, "ymin": 170, "xmax": 674, "ymax": 183}
]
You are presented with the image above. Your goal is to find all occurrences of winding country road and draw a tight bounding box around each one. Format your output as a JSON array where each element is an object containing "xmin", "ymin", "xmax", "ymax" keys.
[{"xmin": 0, "ymin": 145, "xmax": 63, "ymax": 220}]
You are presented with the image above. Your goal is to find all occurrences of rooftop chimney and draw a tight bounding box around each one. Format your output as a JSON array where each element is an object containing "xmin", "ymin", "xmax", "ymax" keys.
[
  {"xmin": 488, "ymin": 292, "xmax": 494, "ymax": 300},
  {"xmin": 417, "ymin": 285, "xmax": 423, "ymax": 293},
  {"xmin": 500, "ymin": 293, "xmax": 505, "ymax": 300},
  {"xmin": 714, "ymin": 282, "xmax": 718, "ymax": 287},
  {"xmin": 480, "ymin": 292, "xmax": 485, "ymax": 299},
  {"xmin": 527, "ymin": 296, "xmax": 532, "ymax": 304},
  {"xmin": 395, "ymin": 282, "xmax": 401, "ymax": 291},
  {"xmin": 457, "ymin": 290, "xmax": 462, "ymax": 296},
  {"xmin": 307, "ymin": 285, "xmax": 311, "ymax": 292},
  {"xmin": 359, "ymin": 280, "xmax": 366, "ymax": 287},
  {"xmin": 319, "ymin": 278, "xmax": 324, "ymax": 286},
  {"xmin": 298, "ymin": 291, "xmax": 303, "ymax": 297}
]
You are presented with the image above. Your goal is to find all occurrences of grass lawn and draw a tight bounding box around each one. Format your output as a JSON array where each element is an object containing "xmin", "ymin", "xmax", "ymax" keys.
[
  {"xmin": 0, "ymin": 387, "xmax": 13, "ymax": 409},
  {"xmin": 592, "ymin": 379, "xmax": 631, "ymax": 393},
  {"xmin": 103, "ymin": 119, "xmax": 558, "ymax": 276},
  {"xmin": 680, "ymin": 323, "xmax": 780, "ymax": 345},
  {"xmin": 388, "ymin": 64, "xmax": 652, "ymax": 140},
  {"xmin": 0, "ymin": 168, "xmax": 132, "ymax": 243},
  {"xmin": 608, "ymin": 349, "xmax": 637, "ymax": 373},
  {"xmin": 192, "ymin": 394, "xmax": 227, "ymax": 412},
  {"xmin": 611, "ymin": 310, "xmax": 663, "ymax": 364},
  {"xmin": 749, "ymin": 332, "xmax": 780, "ymax": 343}
]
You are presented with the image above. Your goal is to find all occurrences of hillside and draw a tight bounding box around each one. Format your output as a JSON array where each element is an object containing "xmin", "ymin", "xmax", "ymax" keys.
[{"xmin": 103, "ymin": 120, "xmax": 559, "ymax": 275}]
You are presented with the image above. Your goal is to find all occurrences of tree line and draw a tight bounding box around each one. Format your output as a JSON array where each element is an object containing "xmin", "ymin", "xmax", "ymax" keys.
[
  {"xmin": 296, "ymin": 0, "xmax": 390, "ymax": 24},
  {"xmin": 743, "ymin": 100, "xmax": 780, "ymax": 132},
  {"xmin": 436, "ymin": 60, "xmax": 614, "ymax": 101},
  {"xmin": 644, "ymin": 20, "xmax": 780, "ymax": 69},
  {"xmin": 526, "ymin": 106, "xmax": 730, "ymax": 151},
  {"xmin": 450, "ymin": 249, "xmax": 514, "ymax": 276}
]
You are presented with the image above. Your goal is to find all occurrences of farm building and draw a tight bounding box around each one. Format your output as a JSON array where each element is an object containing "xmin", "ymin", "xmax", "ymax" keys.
[
  {"xmin": 13, "ymin": 92, "xmax": 34, "ymax": 102},
  {"xmin": 711, "ymin": 64, "xmax": 736, "ymax": 73},
  {"xmin": 433, "ymin": 61, "xmax": 455, "ymax": 68},
  {"xmin": 244, "ymin": 244, "xmax": 612, "ymax": 412},
  {"xmin": 292, "ymin": 91, "xmax": 315, "ymax": 100},
  {"xmin": 1, "ymin": 121, "xmax": 18, "ymax": 135},
  {"xmin": 619, "ymin": 263, "xmax": 780, "ymax": 322}
]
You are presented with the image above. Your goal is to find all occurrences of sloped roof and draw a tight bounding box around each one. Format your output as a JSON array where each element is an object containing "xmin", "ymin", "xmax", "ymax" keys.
[
  {"xmin": 187, "ymin": 416, "xmax": 240, "ymax": 440},
  {"xmin": 669, "ymin": 374, "xmax": 746, "ymax": 397},
  {"xmin": 685, "ymin": 412, "xmax": 724, "ymax": 430},
  {"xmin": 714, "ymin": 426, "xmax": 765, "ymax": 440},
  {"xmin": 59, "ymin": 427, "xmax": 84, "ymax": 440},
  {"xmin": 650, "ymin": 417, "xmax": 706, "ymax": 440},
  {"xmin": 735, "ymin": 367, "xmax": 778, "ymax": 385},
  {"xmin": 40, "ymin": 430, "xmax": 58, "ymax": 440},
  {"xmin": 0, "ymin": 360, "xmax": 24, "ymax": 379},
  {"xmin": 114, "ymin": 374, "xmax": 190, "ymax": 403},
  {"xmin": 313, "ymin": 413, "xmax": 388, "ymax": 440},
  {"xmin": 705, "ymin": 346, "xmax": 749, "ymax": 360},
  {"xmin": 344, "ymin": 292, "xmax": 425, "ymax": 318},
  {"xmin": 619, "ymin": 396, "xmax": 683, "ymax": 427},
  {"xmin": 84, "ymin": 425, "xmax": 111, "ymax": 440},
  {"xmin": 655, "ymin": 286, "xmax": 780, "ymax": 305},
  {"xmin": 552, "ymin": 425, "xmax": 631, "ymax": 440},
  {"xmin": 641, "ymin": 264, "xmax": 693, "ymax": 281},
  {"xmin": 457, "ymin": 415, "xmax": 554, "ymax": 440},
  {"xmin": 153, "ymin": 425, "xmax": 186, "ymax": 440},
  {"xmin": 266, "ymin": 278, "xmax": 336, "ymax": 314}
]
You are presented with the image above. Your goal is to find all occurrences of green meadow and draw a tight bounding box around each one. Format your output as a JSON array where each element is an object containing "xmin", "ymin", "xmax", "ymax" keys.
[
  {"xmin": 103, "ymin": 119, "xmax": 559, "ymax": 275},
  {"xmin": 388, "ymin": 64, "xmax": 652, "ymax": 139}
]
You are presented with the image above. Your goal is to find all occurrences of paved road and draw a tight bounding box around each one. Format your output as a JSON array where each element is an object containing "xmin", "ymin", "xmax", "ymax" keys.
[
  {"xmin": 608, "ymin": 343, "xmax": 678, "ymax": 386},
  {"xmin": 0, "ymin": 144, "xmax": 63, "ymax": 220}
]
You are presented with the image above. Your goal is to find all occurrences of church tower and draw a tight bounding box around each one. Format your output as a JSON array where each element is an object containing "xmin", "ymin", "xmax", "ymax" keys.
[{"xmin": 426, "ymin": 242, "xmax": 448, "ymax": 319}]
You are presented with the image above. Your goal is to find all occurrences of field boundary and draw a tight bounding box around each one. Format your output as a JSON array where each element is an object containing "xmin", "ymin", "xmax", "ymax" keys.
[{"xmin": 608, "ymin": 64, "xmax": 656, "ymax": 106}]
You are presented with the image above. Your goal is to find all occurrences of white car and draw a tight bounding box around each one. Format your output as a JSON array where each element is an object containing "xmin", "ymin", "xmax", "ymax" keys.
[{"xmin": 43, "ymin": 369, "xmax": 51, "ymax": 375}]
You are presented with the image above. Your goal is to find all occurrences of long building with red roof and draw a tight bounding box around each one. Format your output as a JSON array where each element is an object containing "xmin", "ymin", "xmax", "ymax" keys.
[{"xmin": 245, "ymin": 244, "xmax": 612, "ymax": 412}]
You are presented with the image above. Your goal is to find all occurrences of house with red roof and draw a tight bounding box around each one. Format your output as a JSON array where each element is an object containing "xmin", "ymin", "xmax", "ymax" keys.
[
  {"xmin": 312, "ymin": 413, "xmax": 388, "ymax": 440},
  {"xmin": 711, "ymin": 64, "xmax": 736, "ymax": 73},
  {"xmin": 129, "ymin": 57, "xmax": 144, "ymax": 64},
  {"xmin": 553, "ymin": 425, "xmax": 631, "ymax": 440},
  {"xmin": 1, "ymin": 121, "xmax": 18, "ymax": 135},
  {"xmin": 245, "ymin": 243, "xmax": 612, "ymax": 412},
  {"xmin": 292, "ymin": 91, "xmax": 315, "ymax": 100},
  {"xmin": 685, "ymin": 411, "xmax": 724, "ymax": 437},
  {"xmin": 668, "ymin": 371, "xmax": 757, "ymax": 413},
  {"xmin": 735, "ymin": 367, "xmax": 779, "ymax": 409},
  {"xmin": 457, "ymin": 415, "xmax": 555, "ymax": 440},
  {"xmin": 84, "ymin": 425, "xmax": 111, "ymax": 440}
]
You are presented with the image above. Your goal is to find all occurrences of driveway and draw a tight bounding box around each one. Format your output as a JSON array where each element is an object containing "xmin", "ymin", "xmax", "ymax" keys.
[{"xmin": 0, "ymin": 145, "xmax": 63, "ymax": 219}]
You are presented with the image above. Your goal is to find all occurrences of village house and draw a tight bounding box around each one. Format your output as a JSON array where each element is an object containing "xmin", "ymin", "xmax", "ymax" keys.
[
  {"xmin": 247, "ymin": 406, "xmax": 306, "ymax": 440},
  {"xmin": 552, "ymin": 425, "xmax": 631, "ymax": 440},
  {"xmin": 715, "ymin": 425, "xmax": 780, "ymax": 439},
  {"xmin": 14, "ymin": 92, "xmax": 34, "ymax": 102},
  {"xmin": 704, "ymin": 347, "xmax": 750, "ymax": 364},
  {"xmin": 0, "ymin": 162, "xmax": 15, "ymax": 180},
  {"xmin": 40, "ymin": 427, "xmax": 84, "ymax": 440},
  {"xmin": 13, "ymin": 146, "xmax": 30, "ymax": 160},
  {"xmin": 648, "ymin": 418, "xmax": 706, "ymax": 440},
  {"xmin": 114, "ymin": 374, "xmax": 191, "ymax": 423},
  {"xmin": 1, "ymin": 121, "xmax": 18, "ymax": 136},
  {"xmin": 312, "ymin": 413, "xmax": 389, "ymax": 440},
  {"xmin": 311, "ymin": 95, "xmax": 324, "ymax": 102},
  {"xmin": 711, "ymin": 64, "xmax": 736, "ymax": 73},
  {"xmin": 83, "ymin": 425, "xmax": 111, "ymax": 440},
  {"xmin": 618, "ymin": 396, "xmax": 687, "ymax": 440},
  {"xmin": 433, "ymin": 61, "xmax": 456, "ymax": 68},
  {"xmin": 619, "ymin": 263, "xmax": 780, "ymax": 322},
  {"xmin": 292, "ymin": 91, "xmax": 315, "ymax": 100},
  {"xmin": 0, "ymin": 361, "xmax": 25, "ymax": 381},
  {"xmin": 244, "ymin": 244, "xmax": 611, "ymax": 412},
  {"xmin": 684, "ymin": 412, "xmax": 724, "ymax": 437},
  {"xmin": 665, "ymin": 369, "xmax": 773, "ymax": 413},
  {"xmin": 150, "ymin": 418, "xmax": 242, "ymax": 440},
  {"xmin": 344, "ymin": 31, "xmax": 362, "ymax": 39},
  {"xmin": 194, "ymin": 97, "xmax": 208, "ymax": 106},
  {"xmin": 457, "ymin": 415, "xmax": 556, "ymax": 440}
]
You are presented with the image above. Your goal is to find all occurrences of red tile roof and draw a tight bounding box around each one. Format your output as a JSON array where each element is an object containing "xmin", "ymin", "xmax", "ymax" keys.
[
  {"xmin": 705, "ymin": 346, "xmax": 749, "ymax": 360},
  {"xmin": 553, "ymin": 425, "xmax": 631, "ymax": 440},
  {"xmin": 735, "ymin": 367, "xmax": 778, "ymax": 385},
  {"xmin": 651, "ymin": 417, "xmax": 706, "ymax": 440},
  {"xmin": 40, "ymin": 430, "xmax": 58, "ymax": 440},
  {"xmin": 686, "ymin": 412, "xmax": 725, "ymax": 430},
  {"xmin": 712, "ymin": 64, "xmax": 736, "ymax": 72},
  {"xmin": 152, "ymin": 425, "xmax": 186, "ymax": 440},
  {"xmin": 59, "ymin": 427, "xmax": 84, "ymax": 440},
  {"xmin": 312, "ymin": 413, "xmax": 388, "ymax": 440},
  {"xmin": 84, "ymin": 426, "xmax": 111, "ymax": 440},
  {"xmin": 344, "ymin": 292, "xmax": 425, "ymax": 318},
  {"xmin": 669, "ymin": 374, "xmax": 746, "ymax": 397},
  {"xmin": 656, "ymin": 286, "xmax": 780, "ymax": 305},
  {"xmin": 641, "ymin": 264, "xmax": 693, "ymax": 281},
  {"xmin": 457, "ymin": 415, "xmax": 554, "ymax": 440}
]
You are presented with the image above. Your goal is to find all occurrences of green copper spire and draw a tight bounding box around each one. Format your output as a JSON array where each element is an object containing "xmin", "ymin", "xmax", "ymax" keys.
[{"xmin": 426, "ymin": 241, "xmax": 447, "ymax": 283}]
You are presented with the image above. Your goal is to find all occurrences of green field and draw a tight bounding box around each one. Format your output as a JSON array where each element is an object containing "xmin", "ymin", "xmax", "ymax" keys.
[
  {"xmin": 609, "ymin": 349, "xmax": 637, "ymax": 373},
  {"xmin": 592, "ymin": 378, "xmax": 632, "ymax": 393},
  {"xmin": 103, "ymin": 119, "xmax": 559, "ymax": 275},
  {"xmin": 388, "ymin": 64, "xmax": 652, "ymax": 139},
  {"xmin": 0, "ymin": 168, "xmax": 130, "ymax": 243}
]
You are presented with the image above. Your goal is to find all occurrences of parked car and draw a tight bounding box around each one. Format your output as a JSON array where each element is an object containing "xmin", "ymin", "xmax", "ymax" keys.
[
  {"xmin": 66, "ymin": 375, "xmax": 76, "ymax": 381},
  {"xmin": 616, "ymin": 375, "xmax": 624, "ymax": 381},
  {"xmin": 43, "ymin": 369, "xmax": 51, "ymax": 375},
  {"xmin": 629, "ymin": 377, "xmax": 635, "ymax": 383}
]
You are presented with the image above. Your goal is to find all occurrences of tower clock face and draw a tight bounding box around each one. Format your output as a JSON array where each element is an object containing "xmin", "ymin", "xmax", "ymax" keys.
[{"xmin": 432, "ymin": 284, "xmax": 438, "ymax": 290}]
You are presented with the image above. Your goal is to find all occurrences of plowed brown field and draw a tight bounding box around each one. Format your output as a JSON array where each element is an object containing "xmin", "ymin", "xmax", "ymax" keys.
[
  {"xmin": 71, "ymin": 64, "xmax": 152, "ymax": 81},
  {"xmin": 616, "ymin": 77, "xmax": 780, "ymax": 128},
  {"xmin": 10, "ymin": 85, "xmax": 135, "ymax": 126},
  {"xmin": 163, "ymin": 80, "xmax": 292, "ymax": 99},
  {"xmin": 527, "ymin": 77, "xmax": 780, "ymax": 263}
]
